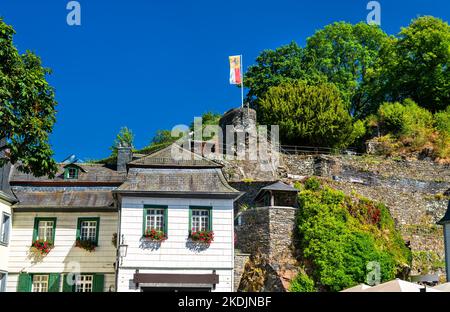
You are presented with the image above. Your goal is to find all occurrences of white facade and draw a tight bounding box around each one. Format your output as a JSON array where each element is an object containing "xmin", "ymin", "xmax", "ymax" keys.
[
  {"xmin": 0, "ymin": 197, "xmax": 12, "ymax": 291},
  {"xmin": 6, "ymin": 211, "xmax": 117, "ymax": 292},
  {"xmin": 117, "ymin": 196, "xmax": 234, "ymax": 292}
]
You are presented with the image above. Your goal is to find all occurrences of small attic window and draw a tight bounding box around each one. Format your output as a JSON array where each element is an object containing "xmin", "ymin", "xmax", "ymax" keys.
[{"xmin": 64, "ymin": 166, "xmax": 79, "ymax": 180}]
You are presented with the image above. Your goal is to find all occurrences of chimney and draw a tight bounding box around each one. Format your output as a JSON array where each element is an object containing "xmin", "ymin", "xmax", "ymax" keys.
[{"xmin": 117, "ymin": 145, "xmax": 132, "ymax": 172}]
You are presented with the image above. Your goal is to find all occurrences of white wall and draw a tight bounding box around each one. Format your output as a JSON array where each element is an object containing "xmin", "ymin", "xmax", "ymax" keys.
[
  {"xmin": 6, "ymin": 211, "xmax": 117, "ymax": 292},
  {"xmin": 118, "ymin": 196, "xmax": 234, "ymax": 292},
  {"xmin": 0, "ymin": 199, "xmax": 12, "ymax": 273}
]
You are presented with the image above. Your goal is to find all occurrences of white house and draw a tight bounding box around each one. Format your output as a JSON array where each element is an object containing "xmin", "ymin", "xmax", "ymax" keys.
[
  {"xmin": 114, "ymin": 145, "xmax": 241, "ymax": 292},
  {"xmin": 5, "ymin": 162, "xmax": 125, "ymax": 292},
  {"xmin": 0, "ymin": 190, "xmax": 15, "ymax": 292}
]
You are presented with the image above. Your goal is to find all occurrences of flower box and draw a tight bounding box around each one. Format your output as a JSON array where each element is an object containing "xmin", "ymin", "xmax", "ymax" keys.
[
  {"xmin": 30, "ymin": 239, "xmax": 54, "ymax": 256},
  {"xmin": 189, "ymin": 230, "xmax": 214, "ymax": 244},
  {"xmin": 75, "ymin": 239, "xmax": 97, "ymax": 252},
  {"xmin": 143, "ymin": 228, "xmax": 167, "ymax": 242}
]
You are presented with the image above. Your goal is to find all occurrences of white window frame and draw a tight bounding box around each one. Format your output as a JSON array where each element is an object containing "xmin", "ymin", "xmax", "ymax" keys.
[
  {"xmin": 75, "ymin": 274, "xmax": 93, "ymax": 292},
  {"xmin": 145, "ymin": 208, "xmax": 165, "ymax": 232},
  {"xmin": 32, "ymin": 274, "xmax": 49, "ymax": 292},
  {"xmin": 191, "ymin": 209, "xmax": 210, "ymax": 232},
  {"xmin": 80, "ymin": 221, "xmax": 97, "ymax": 242},
  {"xmin": 0, "ymin": 212, "xmax": 11, "ymax": 245},
  {"xmin": 37, "ymin": 220, "xmax": 54, "ymax": 242}
]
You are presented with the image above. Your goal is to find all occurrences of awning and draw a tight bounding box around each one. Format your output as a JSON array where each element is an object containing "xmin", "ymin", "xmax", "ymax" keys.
[{"xmin": 133, "ymin": 273, "xmax": 219, "ymax": 285}]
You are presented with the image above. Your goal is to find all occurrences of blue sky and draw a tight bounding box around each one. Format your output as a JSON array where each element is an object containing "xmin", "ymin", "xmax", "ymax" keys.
[{"xmin": 1, "ymin": 0, "xmax": 449, "ymax": 161}]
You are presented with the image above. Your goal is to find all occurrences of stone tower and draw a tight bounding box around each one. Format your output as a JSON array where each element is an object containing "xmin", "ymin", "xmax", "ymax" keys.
[
  {"xmin": 218, "ymin": 103, "xmax": 257, "ymax": 158},
  {"xmin": 438, "ymin": 200, "xmax": 450, "ymax": 282}
]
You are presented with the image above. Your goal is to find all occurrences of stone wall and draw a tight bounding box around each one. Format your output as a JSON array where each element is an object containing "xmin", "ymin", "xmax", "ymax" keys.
[
  {"xmin": 235, "ymin": 207, "xmax": 299, "ymax": 291},
  {"xmin": 279, "ymin": 154, "xmax": 450, "ymax": 276},
  {"xmin": 234, "ymin": 252, "xmax": 250, "ymax": 291}
]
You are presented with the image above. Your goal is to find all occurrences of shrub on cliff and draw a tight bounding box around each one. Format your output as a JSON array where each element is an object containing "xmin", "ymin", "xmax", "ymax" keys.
[{"xmin": 295, "ymin": 180, "xmax": 411, "ymax": 292}]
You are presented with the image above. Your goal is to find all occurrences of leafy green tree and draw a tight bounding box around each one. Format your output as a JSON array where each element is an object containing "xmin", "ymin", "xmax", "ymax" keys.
[
  {"xmin": 258, "ymin": 81, "xmax": 364, "ymax": 148},
  {"xmin": 434, "ymin": 106, "xmax": 450, "ymax": 135},
  {"xmin": 382, "ymin": 16, "xmax": 450, "ymax": 112},
  {"xmin": 0, "ymin": 19, "xmax": 57, "ymax": 177},
  {"xmin": 303, "ymin": 22, "xmax": 391, "ymax": 117},
  {"xmin": 110, "ymin": 127, "xmax": 134, "ymax": 157}
]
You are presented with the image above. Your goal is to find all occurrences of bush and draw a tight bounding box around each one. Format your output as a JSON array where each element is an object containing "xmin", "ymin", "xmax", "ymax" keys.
[
  {"xmin": 289, "ymin": 272, "xmax": 315, "ymax": 292},
  {"xmin": 304, "ymin": 177, "xmax": 321, "ymax": 191},
  {"xmin": 296, "ymin": 185, "xmax": 411, "ymax": 292},
  {"xmin": 258, "ymin": 81, "xmax": 362, "ymax": 148}
]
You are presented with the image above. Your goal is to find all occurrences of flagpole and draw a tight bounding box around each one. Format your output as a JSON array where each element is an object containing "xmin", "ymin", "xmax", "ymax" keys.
[{"xmin": 240, "ymin": 54, "xmax": 244, "ymax": 108}]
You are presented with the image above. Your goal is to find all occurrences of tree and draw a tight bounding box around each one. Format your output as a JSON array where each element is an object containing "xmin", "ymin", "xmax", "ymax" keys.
[
  {"xmin": 258, "ymin": 81, "xmax": 364, "ymax": 148},
  {"xmin": 244, "ymin": 23, "xmax": 390, "ymax": 118},
  {"xmin": 0, "ymin": 19, "xmax": 58, "ymax": 177},
  {"xmin": 303, "ymin": 22, "xmax": 391, "ymax": 117},
  {"xmin": 381, "ymin": 16, "xmax": 450, "ymax": 112},
  {"xmin": 110, "ymin": 127, "xmax": 134, "ymax": 157}
]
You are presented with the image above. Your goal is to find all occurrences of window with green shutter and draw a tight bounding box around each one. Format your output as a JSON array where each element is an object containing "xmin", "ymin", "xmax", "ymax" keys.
[
  {"xmin": 64, "ymin": 166, "xmax": 79, "ymax": 180},
  {"xmin": 32, "ymin": 217, "xmax": 57, "ymax": 244},
  {"xmin": 189, "ymin": 206, "xmax": 212, "ymax": 233},
  {"xmin": 76, "ymin": 217, "xmax": 100, "ymax": 245},
  {"xmin": 143, "ymin": 205, "xmax": 168, "ymax": 236}
]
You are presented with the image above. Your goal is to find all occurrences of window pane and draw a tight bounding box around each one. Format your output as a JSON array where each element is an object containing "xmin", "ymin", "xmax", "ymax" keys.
[
  {"xmin": 146, "ymin": 209, "xmax": 164, "ymax": 232},
  {"xmin": 76, "ymin": 274, "xmax": 93, "ymax": 292},
  {"xmin": 191, "ymin": 209, "xmax": 210, "ymax": 232},
  {"xmin": 38, "ymin": 221, "xmax": 54, "ymax": 241},
  {"xmin": 80, "ymin": 221, "xmax": 97, "ymax": 241},
  {"xmin": 0, "ymin": 272, "xmax": 6, "ymax": 292},
  {"xmin": 32, "ymin": 275, "xmax": 49, "ymax": 292},
  {"xmin": 1, "ymin": 214, "xmax": 10, "ymax": 243}
]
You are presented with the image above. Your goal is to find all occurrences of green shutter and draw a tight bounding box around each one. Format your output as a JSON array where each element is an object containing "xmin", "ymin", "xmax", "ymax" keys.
[
  {"xmin": 164, "ymin": 208, "xmax": 168, "ymax": 236},
  {"xmin": 92, "ymin": 274, "xmax": 104, "ymax": 292},
  {"xmin": 63, "ymin": 274, "xmax": 75, "ymax": 292},
  {"xmin": 48, "ymin": 273, "xmax": 60, "ymax": 292},
  {"xmin": 32, "ymin": 218, "xmax": 39, "ymax": 242},
  {"xmin": 17, "ymin": 273, "xmax": 31, "ymax": 292}
]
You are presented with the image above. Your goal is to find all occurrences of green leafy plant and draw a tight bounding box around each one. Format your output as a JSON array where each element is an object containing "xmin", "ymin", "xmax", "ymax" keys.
[
  {"xmin": 75, "ymin": 239, "xmax": 97, "ymax": 252},
  {"xmin": 289, "ymin": 272, "xmax": 316, "ymax": 292}
]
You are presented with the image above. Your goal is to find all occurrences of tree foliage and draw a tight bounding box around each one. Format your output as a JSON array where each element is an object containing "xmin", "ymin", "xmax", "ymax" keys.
[
  {"xmin": 296, "ymin": 179, "xmax": 411, "ymax": 292},
  {"xmin": 0, "ymin": 19, "xmax": 57, "ymax": 177},
  {"xmin": 258, "ymin": 81, "xmax": 364, "ymax": 148},
  {"xmin": 109, "ymin": 127, "xmax": 134, "ymax": 157}
]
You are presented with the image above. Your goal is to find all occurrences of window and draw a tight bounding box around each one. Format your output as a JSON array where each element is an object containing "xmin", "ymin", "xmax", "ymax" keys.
[
  {"xmin": 33, "ymin": 218, "xmax": 57, "ymax": 243},
  {"xmin": 143, "ymin": 206, "xmax": 168, "ymax": 235},
  {"xmin": 32, "ymin": 275, "xmax": 48, "ymax": 292},
  {"xmin": 76, "ymin": 218, "xmax": 99, "ymax": 244},
  {"xmin": 189, "ymin": 207, "xmax": 212, "ymax": 232},
  {"xmin": 0, "ymin": 213, "xmax": 11, "ymax": 245},
  {"xmin": 64, "ymin": 166, "xmax": 78, "ymax": 180},
  {"xmin": 0, "ymin": 272, "xmax": 7, "ymax": 292},
  {"xmin": 75, "ymin": 274, "xmax": 93, "ymax": 292}
]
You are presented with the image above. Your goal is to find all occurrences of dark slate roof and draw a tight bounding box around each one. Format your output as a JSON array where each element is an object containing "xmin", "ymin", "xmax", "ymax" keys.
[
  {"xmin": 12, "ymin": 189, "xmax": 115, "ymax": 209},
  {"xmin": 10, "ymin": 163, "xmax": 126, "ymax": 184},
  {"xmin": 438, "ymin": 200, "xmax": 450, "ymax": 225},
  {"xmin": 128, "ymin": 144, "xmax": 222, "ymax": 168},
  {"xmin": 115, "ymin": 167, "xmax": 240, "ymax": 198},
  {"xmin": 0, "ymin": 190, "xmax": 17, "ymax": 203},
  {"xmin": 254, "ymin": 181, "xmax": 298, "ymax": 202},
  {"xmin": 259, "ymin": 181, "xmax": 299, "ymax": 192}
]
